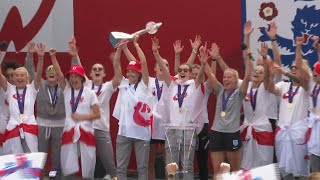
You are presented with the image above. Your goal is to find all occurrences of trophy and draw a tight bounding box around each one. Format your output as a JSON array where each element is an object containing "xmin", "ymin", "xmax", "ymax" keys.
[{"xmin": 109, "ymin": 21, "xmax": 162, "ymax": 48}]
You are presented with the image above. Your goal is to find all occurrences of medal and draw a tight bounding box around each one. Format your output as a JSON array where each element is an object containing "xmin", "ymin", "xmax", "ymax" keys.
[
  {"xmin": 177, "ymin": 84, "xmax": 189, "ymax": 112},
  {"xmin": 71, "ymin": 86, "xmax": 84, "ymax": 113},
  {"xmin": 250, "ymin": 87, "xmax": 259, "ymax": 115},
  {"xmin": 19, "ymin": 114, "xmax": 25, "ymax": 120},
  {"xmin": 221, "ymin": 89, "xmax": 235, "ymax": 119},
  {"xmin": 48, "ymin": 84, "xmax": 59, "ymax": 107},
  {"xmin": 155, "ymin": 78, "xmax": 163, "ymax": 101},
  {"xmin": 220, "ymin": 111, "xmax": 226, "ymax": 117},
  {"xmin": 287, "ymin": 82, "xmax": 300, "ymax": 110},
  {"xmin": 91, "ymin": 83, "xmax": 102, "ymax": 96},
  {"xmin": 16, "ymin": 87, "xmax": 27, "ymax": 119},
  {"xmin": 312, "ymin": 84, "xmax": 320, "ymax": 110}
]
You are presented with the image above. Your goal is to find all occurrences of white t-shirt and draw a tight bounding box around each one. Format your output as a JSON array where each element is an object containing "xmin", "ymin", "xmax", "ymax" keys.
[
  {"xmin": 276, "ymin": 81, "xmax": 308, "ymax": 126},
  {"xmin": 6, "ymin": 82, "xmax": 38, "ymax": 131},
  {"xmin": 203, "ymin": 82, "xmax": 212, "ymax": 124},
  {"xmin": 86, "ymin": 80, "xmax": 116, "ymax": 131},
  {"xmin": 113, "ymin": 77, "xmax": 152, "ymax": 141},
  {"xmin": 0, "ymin": 89, "xmax": 9, "ymax": 132},
  {"xmin": 63, "ymin": 82, "xmax": 99, "ymax": 133},
  {"xmin": 162, "ymin": 79, "xmax": 205, "ymax": 133},
  {"xmin": 308, "ymin": 81, "xmax": 320, "ymax": 115}
]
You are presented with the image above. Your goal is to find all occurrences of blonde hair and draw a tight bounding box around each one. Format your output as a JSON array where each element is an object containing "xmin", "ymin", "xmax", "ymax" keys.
[
  {"xmin": 14, "ymin": 67, "xmax": 29, "ymax": 77},
  {"xmin": 225, "ymin": 68, "xmax": 239, "ymax": 81},
  {"xmin": 293, "ymin": 59, "xmax": 311, "ymax": 75},
  {"xmin": 46, "ymin": 65, "xmax": 56, "ymax": 74}
]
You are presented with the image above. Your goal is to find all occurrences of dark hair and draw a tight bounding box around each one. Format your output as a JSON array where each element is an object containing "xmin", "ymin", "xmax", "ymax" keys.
[{"xmin": 2, "ymin": 60, "xmax": 22, "ymax": 71}]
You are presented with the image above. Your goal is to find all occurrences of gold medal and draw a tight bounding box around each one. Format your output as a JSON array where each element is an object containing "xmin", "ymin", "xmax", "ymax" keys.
[
  {"xmin": 179, "ymin": 108, "xmax": 182, "ymax": 113},
  {"xmin": 220, "ymin": 111, "xmax": 226, "ymax": 118},
  {"xmin": 287, "ymin": 103, "xmax": 293, "ymax": 109},
  {"xmin": 311, "ymin": 107, "xmax": 317, "ymax": 114},
  {"xmin": 19, "ymin": 114, "xmax": 25, "ymax": 120}
]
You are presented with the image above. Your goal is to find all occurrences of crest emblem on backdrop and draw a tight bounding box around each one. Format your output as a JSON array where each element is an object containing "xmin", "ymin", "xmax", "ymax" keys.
[{"xmin": 242, "ymin": 0, "xmax": 320, "ymax": 69}]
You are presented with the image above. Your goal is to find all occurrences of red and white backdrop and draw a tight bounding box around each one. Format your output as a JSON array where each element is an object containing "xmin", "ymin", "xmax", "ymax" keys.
[{"xmin": 0, "ymin": 0, "xmax": 243, "ymax": 171}]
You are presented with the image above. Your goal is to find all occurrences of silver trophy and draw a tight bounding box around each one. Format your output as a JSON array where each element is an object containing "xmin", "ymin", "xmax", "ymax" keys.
[{"xmin": 109, "ymin": 21, "xmax": 162, "ymax": 48}]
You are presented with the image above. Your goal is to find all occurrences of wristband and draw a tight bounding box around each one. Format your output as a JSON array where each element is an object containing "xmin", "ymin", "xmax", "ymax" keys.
[
  {"xmin": 271, "ymin": 38, "xmax": 277, "ymax": 42},
  {"xmin": 212, "ymin": 56, "xmax": 221, "ymax": 61},
  {"xmin": 192, "ymin": 49, "xmax": 197, "ymax": 54}
]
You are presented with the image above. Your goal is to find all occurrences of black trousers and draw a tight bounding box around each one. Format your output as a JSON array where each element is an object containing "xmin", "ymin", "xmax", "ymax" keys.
[{"xmin": 196, "ymin": 123, "xmax": 209, "ymax": 180}]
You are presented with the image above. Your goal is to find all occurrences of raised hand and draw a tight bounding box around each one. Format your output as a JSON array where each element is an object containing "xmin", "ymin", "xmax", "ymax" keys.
[
  {"xmin": 133, "ymin": 34, "xmax": 140, "ymax": 47},
  {"xmin": 296, "ymin": 36, "xmax": 304, "ymax": 46},
  {"xmin": 173, "ymin": 40, "xmax": 184, "ymax": 54},
  {"xmin": 208, "ymin": 43, "xmax": 220, "ymax": 59},
  {"xmin": 190, "ymin": 35, "xmax": 202, "ymax": 50},
  {"xmin": 266, "ymin": 22, "xmax": 277, "ymax": 40},
  {"xmin": 257, "ymin": 43, "xmax": 269, "ymax": 58},
  {"xmin": 27, "ymin": 42, "xmax": 36, "ymax": 54},
  {"xmin": 198, "ymin": 43, "xmax": 210, "ymax": 64},
  {"xmin": 37, "ymin": 43, "xmax": 46, "ymax": 57},
  {"xmin": 151, "ymin": 37, "xmax": 160, "ymax": 51},
  {"xmin": 312, "ymin": 36, "xmax": 320, "ymax": 50},
  {"xmin": 244, "ymin": 20, "xmax": 254, "ymax": 37},
  {"xmin": 49, "ymin": 48, "xmax": 57, "ymax": 56},
  {"xmin": 68, "ymin": 36, "xmax": 78, "ymax": 57}
]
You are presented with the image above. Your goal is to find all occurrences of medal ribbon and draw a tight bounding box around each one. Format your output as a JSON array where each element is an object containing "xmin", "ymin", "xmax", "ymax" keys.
[
  {"xmin": 312, "ymin": 84, "xmax": 320, "ymax": 108},
  {"xmin": 222, "ymin": 89, "xmax": 235, "ymax": 112},
  {"xmin": 91, "ymin": 82, "xmax": 102, "ymax": 96},
  {"xmin": 177, "ymin": 85, "xmax": 189, "ymax": 108},
  {"xmin": 71, "ymin": 86, "xmax": 84, "ymax": 113},
  {"xmin": 48, "ymin": 84, "xmax": 58, "ymax": 107},
  {"xmin": 250, "ymin": 87, "xmax": 259, "ymax": 113},
  {"xmin": 288, "ymin": 82, "xmax": 300, "ymax": 104},
  {"xmin": 155, "ymin": 78, "xmax": 163, "ymax": 101},
  {"xmin": 16, "ymin": 87, "xmax": 27, "ymax": 114}
]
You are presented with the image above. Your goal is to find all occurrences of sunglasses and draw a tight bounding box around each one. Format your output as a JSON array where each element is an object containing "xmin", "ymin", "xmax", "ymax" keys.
[
  {"xmin": 178, "ymin": 68, "xmax": 190, "ymax": 73},
  {"xmin": 252, "ymin": 69, "xmax": 263, "ymax": 74},
  {"xmin": 92, "ymin": 67, "xmax": 103, "ymax": 72},
  {"xmin": 290, "ymin": 65, "xmax": 297, "ymax": 70}
]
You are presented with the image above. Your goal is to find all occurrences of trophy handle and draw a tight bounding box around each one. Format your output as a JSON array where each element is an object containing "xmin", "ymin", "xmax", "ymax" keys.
[{"xmin": 109, "ymin": 21, "xmax": 162, "ymax": 48}]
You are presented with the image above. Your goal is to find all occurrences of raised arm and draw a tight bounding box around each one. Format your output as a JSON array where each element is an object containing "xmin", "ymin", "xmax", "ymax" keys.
[
  {"xmin": 208, "ymin": 43, "xmax": 229, "ymax": 73},
  {"xmin": 186, "ymin": 35, "xmax": 202, "ymax": 65},
  {"xmin": 49, "ymin": 48, "xmax": 66, "ymax": 90},
  {"xmin": 112, "ymin": 45, "xmax": 124, "ymax": 88},
  {"xmin": 240, "ymin": 49, "xmax": 253, "ymax": 94},
  {"xmin": 267, "ymin": 63, "xmax": 282, "ymax": 96},
  {"xmin": 173, "ymin": 40, "xmax": 184, "ymax": 74},
  {"xmin": 133, "ymin": 35, "xmax": 149, "ymax": 86},
  {"xmin": 266, "ymin": 22, "xmax": 282, "ymax": 80},
  {"xmin": 312, "ymin": 36, "xmax": 320, "ymax": 62},
  {"xmin": 69, "ymin": 36, "xmax": 82, "ymax": 66},
  {"xmin": 243, "ymin": 20, "xmax": 254, "ymax": 48},
  {"xmin": 0, "ymin": 52, "xmax": 8, "ymax": 91},
  {"xmin": 196, "ymin": 46, "xmax": 209, "ymax": 88},
  {"xmin": 152, "ymin": 37, "xmax": 171, "ymax": 86},
  {"xmin": 257, "ymin": 43, "xmax": 270, "ymax": 89},
  {"xmin": 123, "ymin": 44, "xmax": 137, "ymax": 62},
  {"xmin": 25, "ymin": 42, "xmax": 36, "ymax": 82},
  {"xmin": 295, "ymin": 36, "xmax": 310, "ymax": 91},
  {"xmin": 34, "ymin": 43, "xmax": 45, "ymax": 90}
]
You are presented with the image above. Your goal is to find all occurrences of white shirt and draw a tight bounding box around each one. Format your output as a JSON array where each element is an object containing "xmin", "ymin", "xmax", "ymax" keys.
[
  {"xmin": 0, "ymin": 88, "xmax": 9, "ymax": 132},
  {"xmin": 113, "ymin": 77, "xmax": 152, "ymax": 141},
  {"xmin": 86, "ymin": 80, "xmax": 116, "ymax": 131},
  {"xmin": 6, "ymin": 82, "xmax": 38, "ymax": 131},
  {"xmin": 63, "ymin": 82, "xmax": 99, "ymax": 134},
  {"xmin": 276, "ymin": 81, "xmax": 308, "ymax": 126}
]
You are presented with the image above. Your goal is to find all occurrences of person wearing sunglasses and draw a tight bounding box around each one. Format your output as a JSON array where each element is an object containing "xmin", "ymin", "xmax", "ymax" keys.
[
  {"xmin": 307, "ymin": 36, "xmax": 320, "ymax": 173},
  {"xmin": 24, "ymin": 42, "xmax": 66, "ymax": 179},
  {"xmin": 50, "ymin": 47, "xmax": 101, "ymax": 179},
  {"xmin": 153, "ymin": 39, "xmax": 209, "ymax": 180},
  {"xmin": 69, "ymin": 37, "xmax": 120, "ymax": 180},
  {"xmin": 240, "ymin": 43, "xmax": 275, "ymax": 170},
  {"xmin": 112, "ymin": 35, "xmax": 152, "ymax": 180},
  {"xmin": 0, "ymin": 43, "xmax": 44, "ymax": 154},
  {"xmin": 268, "ymin": 36, "xmax": 311, "ymax": 179}
]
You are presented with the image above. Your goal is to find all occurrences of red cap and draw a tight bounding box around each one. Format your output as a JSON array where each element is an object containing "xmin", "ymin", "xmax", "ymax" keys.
[
  {"xmin": 66, "ymin": 65, "xmax": 85, "ymax": 78},
  {"xmin": 126, "ymin": 60, "xmax": 142, "ymax": 73},
  {"xmin": 315, "ymin": 62, "xmax": 320, "ymax": 74}
]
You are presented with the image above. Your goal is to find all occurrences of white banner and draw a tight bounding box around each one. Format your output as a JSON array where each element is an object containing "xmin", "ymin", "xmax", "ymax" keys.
[
  {"xmin": 0, "ymin": 0, "xmax": 74, "ymax": 52},
  {"xmin": 243, "ymin": 0, "xmax": 320, "ymax": 67}
]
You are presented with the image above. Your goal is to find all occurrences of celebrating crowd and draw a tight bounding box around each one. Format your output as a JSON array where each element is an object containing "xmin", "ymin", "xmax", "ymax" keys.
[{"xmin": 0, "ymin": 20, "xmax": 320, "ymax": 180}]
